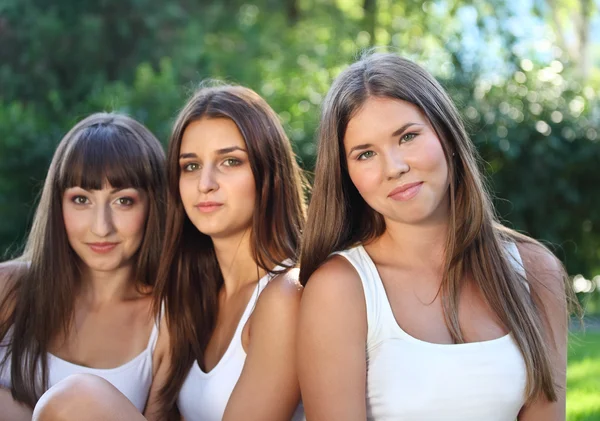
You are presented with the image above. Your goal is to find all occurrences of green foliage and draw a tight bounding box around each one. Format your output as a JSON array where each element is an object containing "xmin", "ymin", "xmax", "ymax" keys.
[
  {"xmin": 568, "ymin": 331, "xmax": 600, "ymax": 420},
  {"xmin": 0, "ymin": 1, "xmax": 598, "ymax": 314}
]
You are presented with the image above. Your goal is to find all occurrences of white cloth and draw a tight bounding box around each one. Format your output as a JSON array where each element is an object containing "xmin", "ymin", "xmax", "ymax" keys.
[
  {"xmin": 0, "ymin": 318, "xmax": 160, "ymax": 412},
  {"xmin": 333, "ymin": 242, "xmax": 528, "ymax": 420},
  {"xmin": 177, "ymin": 267, "xmax": 305, "ymax": 421}
]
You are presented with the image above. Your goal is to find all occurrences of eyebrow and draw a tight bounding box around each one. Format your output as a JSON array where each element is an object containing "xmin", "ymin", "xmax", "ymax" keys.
[
  {"xmin": 179, "ymin": 146, "xmax": 247, "ymax": 159},
  {"xmin": 347, "ymin": 122, "xmax": 423, "ymax": 157}
]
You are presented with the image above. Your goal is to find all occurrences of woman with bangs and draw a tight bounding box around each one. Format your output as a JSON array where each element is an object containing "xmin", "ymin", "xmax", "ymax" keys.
[
  {"xmin": 32, "ymin": 85, "xmax": 307, "ymax": 421},
  {"xmin": 0, "ymin": 113, "xmax": 168, "ymax": 420},
  {"xmin": 297, "ymin": 53, "xmax": 577, "ymax": 421}
]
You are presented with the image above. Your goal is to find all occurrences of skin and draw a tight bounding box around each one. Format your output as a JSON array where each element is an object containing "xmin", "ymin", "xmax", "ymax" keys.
[
  {"xmin": 0, "ymin": 184, "xmax": 169, "ymax": 420},
  {"xmin": 34, "ymin": 117, "xmax": 305, "ymax": 421},
  {"xmin": 179, "ymin": 117, "xmax": 302, "ymax": 420},
  {"xmin": 297, "ymin": 97, "xmax": 567, "ymax": 420}
]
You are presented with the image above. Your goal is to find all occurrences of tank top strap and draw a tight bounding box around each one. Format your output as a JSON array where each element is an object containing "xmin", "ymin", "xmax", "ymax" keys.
[
  {"xmin": 503, "ymin": 241, "xmax": 530, "ymax": 291},
  {"xmin": 333, "ymin": 246, "xmax": 388, "ymax": 349}
]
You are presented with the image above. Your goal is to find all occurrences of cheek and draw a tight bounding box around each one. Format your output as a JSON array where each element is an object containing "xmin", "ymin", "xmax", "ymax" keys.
[
  {"xmin": 179, "ymin": 177, "xmax": 196, "ymax": 207},
  {"xmin": 348, "ymin": 163, "xmax": 382, "ymax": 198},
  {"xmin": 232, "ymin": 169, "xmax": 256, "ymax": 203},
  {"xmin": 414, "ymin": 138, "xmax": 449, "ymax": 185},
  {"xmin": 62, "ymin": 204, "xmax": 83, "ymax": 239},
  {"xmin": 116, "ymin": 208, "xmax": 148, "ymax": 240}
]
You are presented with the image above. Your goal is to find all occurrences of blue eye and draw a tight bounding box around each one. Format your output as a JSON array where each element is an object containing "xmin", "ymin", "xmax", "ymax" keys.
[{"xmin": 357, "ymin": 151, "xmax": 375, "ymax": 160}]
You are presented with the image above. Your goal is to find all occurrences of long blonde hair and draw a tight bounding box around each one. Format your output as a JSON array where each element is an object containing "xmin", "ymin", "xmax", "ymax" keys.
[{"xmin": 299, "ymin": 53, "xmax": 577, "ymax": 402}]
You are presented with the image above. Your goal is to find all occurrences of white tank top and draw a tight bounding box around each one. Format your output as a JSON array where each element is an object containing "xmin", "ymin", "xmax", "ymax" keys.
[
  {"xmin": 177, "ymin": 269, "xmax": 305, "ymax": 421},
  {"xmin": 334, "ymin": 242, "xmax": 528, "ymax": 421},
  {"xmin": 0, "ymin": 318, "xmax": 160, "ymax": 412}
]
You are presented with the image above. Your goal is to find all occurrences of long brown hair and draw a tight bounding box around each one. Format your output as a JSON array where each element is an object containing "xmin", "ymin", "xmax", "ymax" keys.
[
  {"xmin": 299, "ymin": 52, "xmax": 575, "ymax": 402},
  {"xmin": 0, "ymin": 113, "xmax": 166, "ymax": 407},
  {"xmin": 153, "ymin": 84, "xmax": 306, "ymax": 416}
]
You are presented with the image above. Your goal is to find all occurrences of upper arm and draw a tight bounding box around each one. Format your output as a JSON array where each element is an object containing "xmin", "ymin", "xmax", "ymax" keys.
[
  {"xmin": 222, "ymin": 270, "xmax": 303, "ymax": 421},
  {"xmin": 516, "ymin": 241, "xmax": 568, "ymax": 421},
  {"xmin": 0, "ymin": 387, "xmax": 31, "ymax": 421},
  {"xmin": 143, "ymin": 317, "xmax": 173, "ymax": 421},
  {"xmin": 0, "ymin": 260, "xmax": 25, "ymax": 325},
  {"xmin": 297, "ymin": 256, "xmax": 368, "ymax": 421}
]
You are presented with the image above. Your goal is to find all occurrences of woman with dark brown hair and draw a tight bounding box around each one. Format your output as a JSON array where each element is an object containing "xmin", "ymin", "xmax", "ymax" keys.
[
  {"xmin": 157, "ymin": 84, "xmax": 306, "ymax": 421},
  {"xmin": 297, "ymin": 53, "xmax": 576, "ymax": 421},
  {"xmin": 33, "ymin": 85, "xmax": 307, "ymax": 421},
  {"xmin": 0, "ymin": 113, "xmax": 168, "ymax": 420}
]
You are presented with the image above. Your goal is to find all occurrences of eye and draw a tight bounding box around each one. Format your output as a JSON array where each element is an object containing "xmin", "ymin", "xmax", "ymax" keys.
[
  {"xmin": 182, "ymin": 162, "xmax": 200, "ymax": 172},
  {"xmin": 223, "ymin": 158, "xmax": 242, "ymax": 167},
  {"xmin": 72, "ymin": 196, "xmax": 89, "ymax": 205},
  {"xmin": 401, "ymin": 133, "xmax": 417, "ymax": 143},
  {"xmin": 116, "ymin": 197, "xmax": 135, "ymax": 206},
  {"xmin": 357, "ymin": 150, "xmax": 376, "ymax": 160}
]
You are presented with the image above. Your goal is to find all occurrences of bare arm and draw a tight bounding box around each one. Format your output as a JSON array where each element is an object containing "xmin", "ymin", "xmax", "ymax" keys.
[
  {"xmin": 144, "ymin": 317, "xmax": 175, "ymax": 421},
  {"xmin": 0, "ymin": 261, "xmax": 32, "ymax": 420},
  {"xmin": 222, "ymin": 270, "xmax": 302, "ymax": 421},
  {"xmin": 517, "ymin": 242, "xmax": 568, "ymax": 421},
  {"xmin": 297, "ymin": 257, "xmax": 368, "ymax": 421},
  {"xmin": 0, "ymin": 387, "xmax": 32, "ymax": 421}
]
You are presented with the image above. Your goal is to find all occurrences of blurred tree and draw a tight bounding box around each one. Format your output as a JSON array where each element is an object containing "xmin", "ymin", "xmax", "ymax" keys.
[{"xmin": 0, "ymin": 0, "xmax": 598, "ymax": 310}]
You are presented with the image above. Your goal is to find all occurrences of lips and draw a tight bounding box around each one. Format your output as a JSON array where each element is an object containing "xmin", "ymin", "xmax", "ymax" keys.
[
  {"xmin": 195, "ymin": 201, "xmax": 223, "ymax": 213},
  {"xmin": 87, "ymin": 242, "xmax": 118, "ymax": 253},
  {"xmin": 388, "ymin": 182, "xmax": 423, "ymax": 201}
]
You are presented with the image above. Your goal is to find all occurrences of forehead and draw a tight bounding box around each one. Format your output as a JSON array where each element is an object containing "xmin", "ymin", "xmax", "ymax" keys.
[
  {"xmin": 180, "ymin": 117, "xmax": 246, "ymax": 153},
  {"xmin": 344, "ymin": 97, "xmax": 426, "ymax": 144}
]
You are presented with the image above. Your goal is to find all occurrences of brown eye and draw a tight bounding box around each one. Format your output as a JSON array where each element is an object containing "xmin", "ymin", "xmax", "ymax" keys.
[
  {"xmin": 223, "ymin": 158, "xmax": 242, "ymax": 167},
  {"xmin": 116, "ymin": 197, "xmax": 135, "ymax": 206},
  {"xmin": 72, "ymin": 196, "xmax": 89, "ymax": 205},
  {"xmin": 182, "ymin": 163, "xmax": 200, "ymax": 172}
]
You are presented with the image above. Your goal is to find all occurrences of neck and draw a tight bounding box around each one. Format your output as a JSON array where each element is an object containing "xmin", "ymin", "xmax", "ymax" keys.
[
  {"xmin": 212, "ymin": 228, "xmax": 266, "ymax": 297},
  {"xmin": 376, "ymin": 214, "xmax": 449, "ymax": 272},
  {"xmin": 78, "ymin": 264, "xmax": 139, "ymax": 307}
]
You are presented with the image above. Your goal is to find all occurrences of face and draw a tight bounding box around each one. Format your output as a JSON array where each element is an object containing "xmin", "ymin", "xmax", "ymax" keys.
[
  {"xmin": 178, "ymin": 117, "xmax": 256, "ymax": 239},
  {"xmin": 344, "ymin": 96, "xmax": 450, "ymax": 226},
  {"xmin": 62, "ymin": 184, "xmax": 148, "ymax": 274}
]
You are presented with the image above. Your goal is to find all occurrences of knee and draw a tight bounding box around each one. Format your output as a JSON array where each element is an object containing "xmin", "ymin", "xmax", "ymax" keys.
[{"xmin": 33, "ymin": 374, "xmax": 114, "ymax": 421}]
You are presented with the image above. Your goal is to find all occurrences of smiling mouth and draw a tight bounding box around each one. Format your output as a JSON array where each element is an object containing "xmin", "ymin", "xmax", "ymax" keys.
[{"xmin": 388, "ymin": 182, "xmax": 423, "ymax": 201}]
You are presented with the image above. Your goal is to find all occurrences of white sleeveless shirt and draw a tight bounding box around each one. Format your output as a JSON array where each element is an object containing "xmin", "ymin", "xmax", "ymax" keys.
[
  {"xmin": 177, "ymin": 269, "xmax": 305, "ymax": 421},
  {"xmin": 0, "ymin": 318, "xmax": 160, "ymax": 412},
  {"xmin": 334, "ymin": 242, "xmax": 528, "ymax": 421}
]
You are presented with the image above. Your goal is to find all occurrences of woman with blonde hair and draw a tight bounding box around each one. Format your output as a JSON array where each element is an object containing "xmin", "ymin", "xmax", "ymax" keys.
[{"xmin": 298, "ymin": 53, "xmax": 576, "ymax": 421}]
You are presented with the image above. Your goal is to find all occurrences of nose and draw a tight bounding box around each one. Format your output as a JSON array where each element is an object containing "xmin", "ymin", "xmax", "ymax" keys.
[
  {"xmin": 91, "ymin": 204, "xmax": 114, "ymax": 237},
  {"xmin": 198, "ymin": 165, "xmax": 219, "ymax": 194},
  {"xmin": 384, "ymin": 147, "xmax": 410, "ymax": 180}
]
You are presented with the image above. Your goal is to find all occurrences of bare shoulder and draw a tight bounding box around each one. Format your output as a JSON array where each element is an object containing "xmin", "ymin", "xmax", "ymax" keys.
[
  {"xmin": 516, "ymin": 240, "xmax": 565, "ymax": 297},
  {"xmin": 302, "ymin": 254, "xmax": 365, "ymax": 306},
  {"xmin": 0, "ymin": 260, "xmax": 28, "ymax": 323},
  {"xmin": 0, "ymin": 260, "xmax": 28, "ymax": 298},
  {"xmin": 254, "ymin": 268, "xmax": 303, "ymax": 318}
]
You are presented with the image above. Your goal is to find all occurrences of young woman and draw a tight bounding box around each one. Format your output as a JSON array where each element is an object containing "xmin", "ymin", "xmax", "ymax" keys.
[
  {"xmin": 0, "ymin": 113, "xmax": 169, "ymax": 420},
  {"xmin": 156, "ymin": 84, "xmax": 306, "ymax": 421},
  {"xmin": 33, "ymin": 85, "xmax": 307, "ymax": 421},
  {"xmin": 298, "ymin": 53, "xmax": 576, "ymax": 421}
]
